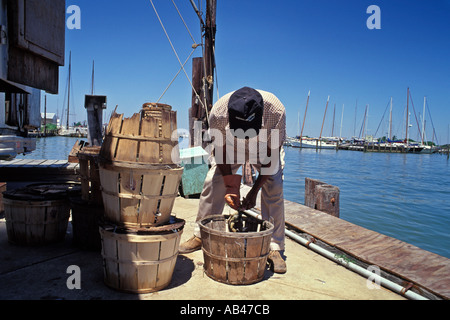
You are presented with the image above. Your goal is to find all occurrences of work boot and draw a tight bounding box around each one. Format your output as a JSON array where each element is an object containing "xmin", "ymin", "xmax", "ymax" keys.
[
  {"xmin": 267, "ymin": 250, "xmax": 287, "ymax": 274},
  {"xmin": 179, "ymin": 236, "xmax": 202, "ymax": 254}
]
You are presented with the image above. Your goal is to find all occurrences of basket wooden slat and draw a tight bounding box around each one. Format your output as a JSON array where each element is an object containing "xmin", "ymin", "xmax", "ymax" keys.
[
  {"xmin": 4, "ymin": 198, "xmax": 70, "ymax": 246},
  {"xmin": 100, "ymin": 104, "xmax": 178, "ymax": 165},
  {"xmin": 99, "ymin": 163, "xmax": 183, "ymax": 228},
  {"xmin": 100, "ymin": 220, "xmax": 184, "ymax": 293},
  {"xmin": 199, "ymin": 214, "xmax": 274, "ymax": 285}
]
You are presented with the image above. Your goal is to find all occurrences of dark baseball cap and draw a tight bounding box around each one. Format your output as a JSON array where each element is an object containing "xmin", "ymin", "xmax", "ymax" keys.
[{"xmin": 228, "ymin": 87, "xmax": 264, "ymax": 139}]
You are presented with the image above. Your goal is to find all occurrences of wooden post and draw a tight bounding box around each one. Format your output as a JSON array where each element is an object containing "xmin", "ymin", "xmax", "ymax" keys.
[
  {"xmin": 84, "ymin": 95, "xmax": 107, "ymax": 146},
  {"xmin": 305, "ymin": 177, "xmax": 340, "ymax": 218},
  {"xmin": 305, "ymin": 178, "xmax": 326, "ymax": 209},
  {"xmin": 203, "ymin": 0, "xmax": 217, "ymax": 116},
  {"xmin": 190, "ymin": 57, "xmax": 205, "ymax": 148},
  {"xmin": 315, "ymin": 184, "xmax": 340, "ymax": 218},
  {"xmin": 189, "ymin": 1, "xmax": 216, "ymax": 149}
]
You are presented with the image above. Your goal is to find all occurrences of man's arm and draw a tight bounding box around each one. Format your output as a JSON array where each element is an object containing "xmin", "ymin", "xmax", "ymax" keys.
[
  {"xmin": 215, "ymin": 145, "xmax": 242, "ymax": 210},
  {"xmin": 241, "ymin": 146, "xmax": 282, "ymax": 210}
]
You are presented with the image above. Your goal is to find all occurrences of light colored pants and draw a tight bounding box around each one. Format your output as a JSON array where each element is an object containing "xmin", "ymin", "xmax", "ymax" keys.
[{"xmin": 194, "ymin": 158, "xmax": 285, "ymax": 251}]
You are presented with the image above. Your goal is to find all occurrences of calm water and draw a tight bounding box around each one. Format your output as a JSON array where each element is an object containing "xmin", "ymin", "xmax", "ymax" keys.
[
  {"xmin": 283, "ymin": 147, "xmax": 450, "ymax": 259},
  {"xmin": 18, "ymin": 136, "xmax": 450, "ymax": 258}
]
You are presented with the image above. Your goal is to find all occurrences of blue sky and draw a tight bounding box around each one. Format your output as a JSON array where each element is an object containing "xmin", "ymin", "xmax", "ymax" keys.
[{"xmin": 48, "ymin": 0, "xmax": 450, "ymax": 144}]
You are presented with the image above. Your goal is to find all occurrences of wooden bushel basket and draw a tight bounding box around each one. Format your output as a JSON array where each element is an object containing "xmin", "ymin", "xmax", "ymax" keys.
[
  {"xmin": 99, "ymin": 218, "xmax": 185, "ymax": 294},
  {"xmin": 99, "ymin": 162, "xmax": 183, "ymax": 228},
  {"xmin": 2, "ymin": 183, "xmax": 80, "ymax": 246},
  {"xmin": 78, "ymin": 146, "xmax": 102, "ymax": 206},
  {"xmin": 199, "ymin": 214, "xmax": 274, "ymax": 285},
  {"xmin": 100, "ymin": 103, "xmax": 179, "ymax": 165}
]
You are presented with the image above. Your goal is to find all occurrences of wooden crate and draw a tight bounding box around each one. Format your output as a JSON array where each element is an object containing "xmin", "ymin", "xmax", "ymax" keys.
[
  {"xmin": 199, "ymin": 214, "xmax": 274, "ymax": 285},
  {"xmin": 99, "ymin": 219, "xmax": 185, "ymax": 294},
  {"xmin": 99, "ymin": 162, "xmax": 183, "ymax": 228},
  {"xmin": 100, "ymin": 103, "xmax": 179, "ymax": 165}
]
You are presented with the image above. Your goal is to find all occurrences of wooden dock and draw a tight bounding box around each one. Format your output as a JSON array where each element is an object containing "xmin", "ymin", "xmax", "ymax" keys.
[
  {"xmin": 1, "ymin": 161, "xmax": 448, "ymax": 299},
  {"xmin": 283, "ymin": 200, "xmax": 450, "ymax": 300},
  {"xmin": 0, "ymin": 159, "xmax": 79, "ymax": 184}
]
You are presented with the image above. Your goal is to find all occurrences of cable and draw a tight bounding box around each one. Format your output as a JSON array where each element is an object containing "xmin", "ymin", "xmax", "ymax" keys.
[
  {"xmin": 157, "ymin": 48, "xmax": 196, "ymax": 103},
  {"xmin": 171, "ymin": 0, "xmax": 196, "ymax": 44}
]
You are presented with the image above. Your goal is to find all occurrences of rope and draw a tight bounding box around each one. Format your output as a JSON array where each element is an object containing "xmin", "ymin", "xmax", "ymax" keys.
[
  {"xmin": 171, "ymin": 0, "xmax": 196, "ymax": 45},
  {"xmin": 157, "ymin": 48, "xmax": 196, "ymax": 103},
  {"xmin": 149, "ymin": 0, "xmax": 206, "ymax": 111}
]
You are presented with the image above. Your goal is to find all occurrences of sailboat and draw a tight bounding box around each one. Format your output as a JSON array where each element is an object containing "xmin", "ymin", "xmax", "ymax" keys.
[
  {"xmin": 403, "ymin": 88, "xmax": 423, "ymax": 153},
  {"xmin": 418, "ymin": 96, "xmax": 438, "ymax": 154},
  {"xmin": 58, "ymin": 51, "xmax": 87, "ymax": 138}
]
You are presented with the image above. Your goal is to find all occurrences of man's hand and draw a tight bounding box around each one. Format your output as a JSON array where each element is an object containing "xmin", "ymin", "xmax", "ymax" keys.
[{"xmin": 223, "ymin": 174, "xmax": 242, "ymax": 210}]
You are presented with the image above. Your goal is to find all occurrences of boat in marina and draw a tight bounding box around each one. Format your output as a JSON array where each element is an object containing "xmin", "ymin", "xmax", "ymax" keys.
[
  {"xmin": 58, "ymin": 126, "xmax": 88, "ymax": 138},
  {"xmin": 287, "ymin": 137, "xmax": 333, "ymax": 149},
  {"xmin": 290, "ymin": 137, "xmax": 336, "ymax": 149}
]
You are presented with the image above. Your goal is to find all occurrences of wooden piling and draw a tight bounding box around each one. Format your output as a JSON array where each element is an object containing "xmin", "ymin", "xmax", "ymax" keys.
[
  {"xmin": 305, "ymin": 178, "xmax": 340, "ymax": 218},
  {"xmin": 315, "ymin": 184, "xmax": 340, "ymax": 218},
  {"xmin": 305, "ymin": 178, "xmax": 326, "ymax": 209}
]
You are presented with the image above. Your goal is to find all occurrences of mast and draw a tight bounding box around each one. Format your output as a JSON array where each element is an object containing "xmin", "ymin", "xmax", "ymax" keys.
[
  {"xmin": 331, "ymin": 103, "xmax": 336, "ymax": 137},
  {"xmin": 360, "ymin": 105, "xmax": 368, "ymax": 139},
  {"xmin": 405, "ymin": 87, "xmax": 409, "ymax": 144},
  {"xmin": 203, "ymin": 0, "xmax": 217, "ymax": 120},
  {"xmin": 319, "ymin": 95, "xmax": 330, "ymax": 144},
  {"xmin": 300, "ymin": 90, "xmax": 310, "ymax": 144},
  {"xmin": 422, "ymin": 96, "xmax": 426, "ymax": 145},
  {"xmin": 91, "ymin": 60, "xmax": 95, "ymax": 95},
  {"xmin": 366, "ymin": 104, "xmax": 369, "ymax": 139},
  {"xmin": 389, "ymin": 97, "xmax": 393, "ymax": 141},
  {"xmin": 354, "ymin": 99, "xmax": 357, "ymax": 137},
  {"xmin": 66, "ymin": 51, "xmax": 72, "ymax": 129},
  {"xmin": 44, "ymin": 95, "xmax": 47, "ymax": 136},
  {"xmin": 189, "ymin": 0, "xmax": 216, "ymax": 148},
  {"xmin": 340, "ymin": 104, "xmax": 344, "ymax": 141}
]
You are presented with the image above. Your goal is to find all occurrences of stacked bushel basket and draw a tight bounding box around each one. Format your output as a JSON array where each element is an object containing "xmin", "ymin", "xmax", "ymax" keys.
[{"xmin": 98, "ymin": 103, "xmax": 185, "ymax": 294}]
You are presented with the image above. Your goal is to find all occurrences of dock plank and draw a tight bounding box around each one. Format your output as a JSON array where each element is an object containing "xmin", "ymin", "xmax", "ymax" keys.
[
  {"xmin": 3, "ymin": 159, "xmax": 36, "ymax": 167},
  {"xmin": 21, "ymin": 160, "xmax": 48, "ymax": 167},
  {"xmin": 38, "ymin": 160, "xmax": 60, "ymax": 167},
  {"xmin": 283, "ymin": 199, "xmax": 450, "ymax": 299},
  {"xmin": 0, "ymin": 159, "xmax": 79, "ymax": 183},
  {"xmin": 0, "ymin": 159, "xmax": 23, "ymax": 166}
]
